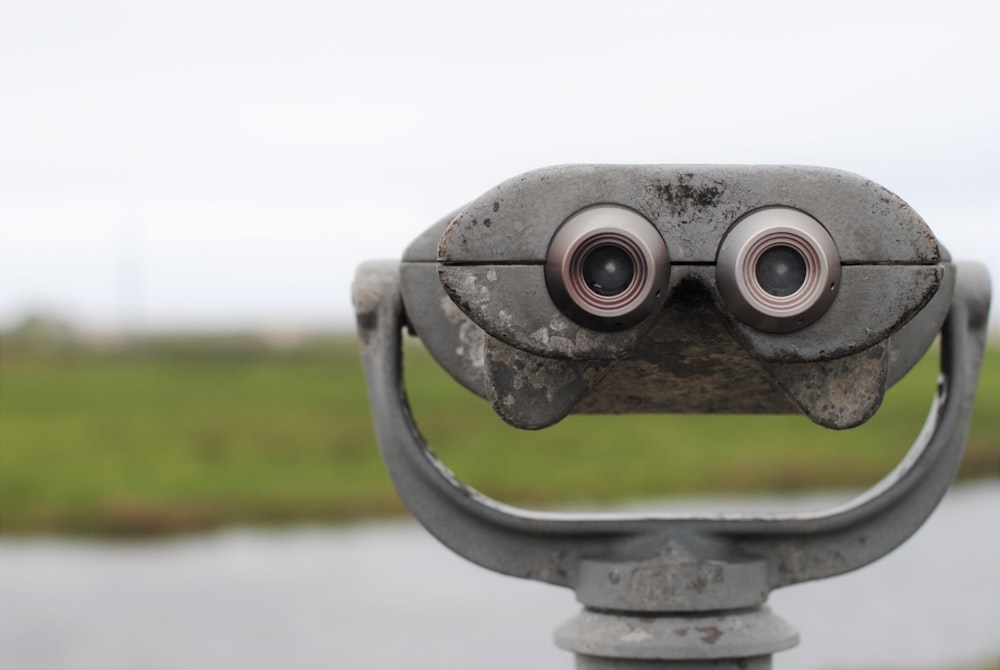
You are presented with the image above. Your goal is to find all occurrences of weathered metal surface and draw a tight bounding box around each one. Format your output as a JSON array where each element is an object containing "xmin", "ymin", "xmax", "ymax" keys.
[
  {"xmin": 483, "ymin": 335, "xmax": 611, "ymax": 430},
  {"xmin": 437, "ymin": 255, "xmax": 943, "ymax": 365},
  {"xmin": 354, "ymin": 259, "xmax": 990, "ymax": 589},
  {"xmin": 413, "ymin": 260, "xmax": 950, "ymax": 428},
  {"xmin": 762, "ymin": 341, "xmax": 888, "ymax": 429},
  {"xmin": 437, "ymin": 165, "xmax": 940, "ymax": 264},
  {"xmin": 357, "ymin": 164, "xmax": 990, "ymax": 667},
  {"xmin": 439, "ymin": 265, "xmax": 650, "ymax": 360},
  {"xmin": 575, "ymin": 552, "xmax": 770, "ymax": 612},
  {"xmin": 554, "ymin": 607, "xmax": 798, "ymax": 661},
  {"xmin": 353, "ymin": 257, "xmax": 990, "ymax": 666},
  {"xmin": 437, "ymin": 264, "xmax": 655, "ymax": 360},
  {"xmin": 886, "ymin": 250, "xmax": 955, "ymax": 387},
  {"xmin": 574, "ymin": 655, "xmax": 774, "ymax": 669},
  {"xmin": 406, "ymin": 165, "xmax": 950, "ymax": 432},
  {"xmin": 717, "ymin": 264, "xmax": 943, "ymax": 362},
  {"xmin": 574, "ymin": 303, "xmax": 799, "ymax": 417},
  {"xmin": 437, "ymin": 263, "xmax": 938, "ymax": 429},
  {"xmin": 400, "ymin": 262, "xmax": 487, "ymax": 397}
]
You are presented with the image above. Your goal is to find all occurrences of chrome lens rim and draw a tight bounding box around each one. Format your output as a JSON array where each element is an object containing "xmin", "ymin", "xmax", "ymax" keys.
[
  {"xmin": 546, "ymin": 205, "xmax": 669, "ymax": 330},
  {"xmin": 717, "ymin": 207, "xmax": 840, "ymax": 333}
]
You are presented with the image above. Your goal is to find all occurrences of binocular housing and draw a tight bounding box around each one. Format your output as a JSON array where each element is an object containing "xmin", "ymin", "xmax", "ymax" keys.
[
  {"xmin": 355, "ymin": 164, "xmax": 990, "ymax": 668},
  {"xmin": 399, "ymin": 165, "xmax": 952, "ymax": 430}
]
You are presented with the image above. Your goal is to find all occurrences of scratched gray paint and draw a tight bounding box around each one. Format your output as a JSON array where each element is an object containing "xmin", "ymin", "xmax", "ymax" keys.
[
  {"xmin": 354, "ymin": 258, "xmax": 989, "ymax": 667},
  {"xmin": 436, "ymin": 165, "xmax": 939, "ymax": 264},
  {"xmin": 400, "ymin": 165, "xmax": 949, "ymax": 430},
  {"xmin": 356, "ymin": 165, "xmax": 991, "ymax": 667}
]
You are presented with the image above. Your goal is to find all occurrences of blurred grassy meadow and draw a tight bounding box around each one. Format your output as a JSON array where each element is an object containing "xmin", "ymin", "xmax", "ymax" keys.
[{"xmin": 1, "ymin": 318, "xmax": 997, "ymax": 536}]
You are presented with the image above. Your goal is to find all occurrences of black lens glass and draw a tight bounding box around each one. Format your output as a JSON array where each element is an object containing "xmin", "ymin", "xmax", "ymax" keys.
[
  {"xmin": 582, "ymin": 245, "xmax": 634, "ymax": 297},
  {"xmin": 755, "ymin": 246, "xmax": 807, "ymax": 297}
]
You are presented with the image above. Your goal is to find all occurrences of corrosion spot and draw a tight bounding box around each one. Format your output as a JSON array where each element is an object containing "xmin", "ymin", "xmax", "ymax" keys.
[{"xmin": 651, "ymin": 176, "xmax": 724, "ymax": 210}]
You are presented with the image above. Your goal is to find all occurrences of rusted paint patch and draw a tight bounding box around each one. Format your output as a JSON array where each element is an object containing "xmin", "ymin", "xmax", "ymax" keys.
[
  {"xmin": 696, "ymin": 626, "xmax": 724, "ymax": 644},
  {"xmin": 484, "ymin": 335, "xmax": 612, "ymax": 429},
  {"xmin": 765, "ymin": 340, "xmax": 888, "ymax": 429},
  {"xmin": 645, "ymin": 172, "xmax": 725, "ymax": 213},
  {"xmin": 687, "ymin": 564, "xmax": 725, "ymax": 594}
]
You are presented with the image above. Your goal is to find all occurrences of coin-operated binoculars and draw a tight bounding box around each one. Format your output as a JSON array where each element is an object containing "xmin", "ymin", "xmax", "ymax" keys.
[{"xmin": 353, "ymin": 165, "xmax": 990, "ymax": 669}]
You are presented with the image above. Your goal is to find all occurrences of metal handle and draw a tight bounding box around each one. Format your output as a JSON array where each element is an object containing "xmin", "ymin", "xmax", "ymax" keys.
[{"xmin": 353, "ymin": 260, "xmax": 990, "ymax": 608}]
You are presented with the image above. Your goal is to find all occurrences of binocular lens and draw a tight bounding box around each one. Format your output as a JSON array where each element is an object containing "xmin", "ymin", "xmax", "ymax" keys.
[
  {"xmin": 717, "ymin": 207, "xmax": 840, "ymax": 333},
  {"xmin": 546, "ymin": 205, "xmax": 670, "ymax": 330},
  {"xmin": 583, "ymin": 245, "xmax": 635, "ymax": 297},
  {"xmin": 755, "ymin": 245, "xmax": 807, "ymax": 297}
]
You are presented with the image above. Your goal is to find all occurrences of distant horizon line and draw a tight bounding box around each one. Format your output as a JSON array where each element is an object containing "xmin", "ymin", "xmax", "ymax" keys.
[
  {"xmin": 4, "ymin": 311, "xmax": 999, "ymax": 342},
  {"xmin": 0, "ymin": 311, "xmax": 358, "ymax": 336}
]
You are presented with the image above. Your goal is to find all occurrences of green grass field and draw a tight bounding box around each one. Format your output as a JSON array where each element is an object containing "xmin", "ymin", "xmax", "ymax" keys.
[{"xmin": 1, "ymin": 332, "xmax": 997, "ymax": 536}]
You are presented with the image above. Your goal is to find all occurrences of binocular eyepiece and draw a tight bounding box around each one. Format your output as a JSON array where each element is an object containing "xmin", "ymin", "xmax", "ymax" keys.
[
  {"xmin": 716, "ymin": 207, "xmax": 841, "ymax": 333},
  {"xmin": 545, "ymin": 205, "xmax": 670, "ymax": 330},
  {"xmin": 545, "ymin": 204, "xmax": 841, "ymax": 333}
]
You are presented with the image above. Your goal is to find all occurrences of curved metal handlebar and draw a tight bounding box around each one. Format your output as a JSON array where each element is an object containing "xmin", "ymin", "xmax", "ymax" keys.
[{"xmin": 353, "ymin": 260, "xmax": 990, "ymax": 612}]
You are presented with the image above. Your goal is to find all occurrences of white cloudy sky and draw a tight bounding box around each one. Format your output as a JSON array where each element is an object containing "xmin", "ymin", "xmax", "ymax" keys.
[{"xmin": 2, "ymin": 0, "xmax": 998, "ymax": 332}]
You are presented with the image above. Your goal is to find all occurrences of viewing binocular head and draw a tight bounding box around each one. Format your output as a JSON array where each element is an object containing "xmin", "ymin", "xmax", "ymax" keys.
[
  {"xmin": 400, "ymin": 165, "xmax": 952, "ymax": 430},
  {"xmin": 355, "ymin": 164, "xmax": 989, "ymax": 668}
]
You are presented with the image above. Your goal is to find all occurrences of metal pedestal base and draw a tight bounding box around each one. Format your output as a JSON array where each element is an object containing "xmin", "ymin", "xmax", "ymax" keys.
[
  {"xmin": 575, "ymin": 655, "xmax": 772, "ymax": 669},
  {"xmin": 557, "ymin": 607, "xmax": 796, "ymax": 670}
]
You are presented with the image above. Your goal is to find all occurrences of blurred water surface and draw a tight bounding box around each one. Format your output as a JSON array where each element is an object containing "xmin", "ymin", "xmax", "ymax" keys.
[{"xmin": 1, "ymin": 482, "xmax": 997, "ymax": 670}]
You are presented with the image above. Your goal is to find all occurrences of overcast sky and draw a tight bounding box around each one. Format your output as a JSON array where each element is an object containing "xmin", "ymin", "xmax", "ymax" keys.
[{"xmin": 2, "ymin": 0, "xmax": 998, "ymax": 332}]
